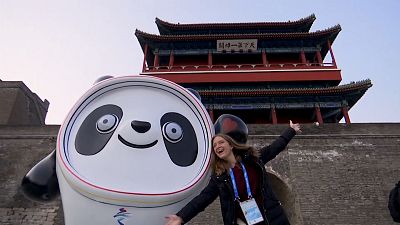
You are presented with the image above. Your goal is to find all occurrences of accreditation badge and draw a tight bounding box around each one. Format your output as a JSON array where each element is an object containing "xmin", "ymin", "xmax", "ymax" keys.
[{"xmin": 239, "ymin": 198, "xmax": 264, "ymax": 225}]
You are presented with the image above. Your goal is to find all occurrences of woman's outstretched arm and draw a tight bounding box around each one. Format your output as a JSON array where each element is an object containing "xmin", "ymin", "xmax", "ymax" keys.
[
  {"xmin": 165, "ymin": 215, "xmax": 183, "ymax": 225},
  {"xmin": 165, "ymin": 177, "xmax": 219, "ymax": 225},
  {"xmin": 259, "ymin": 120, "xmax": 301, "ymax": 163}
]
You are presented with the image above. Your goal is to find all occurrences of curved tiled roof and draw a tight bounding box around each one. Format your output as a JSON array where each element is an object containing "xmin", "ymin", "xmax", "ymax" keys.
[
  {"xmin": 135, "ymin": 24, "xmax": 341, "ymax": 42},
  {"xmin": 155, "ymin": 14, "xmax": 316, "ymax": 34},
  {"xmin": 198, "ymin": 79, "xmax": 372, "ymax": 97}
]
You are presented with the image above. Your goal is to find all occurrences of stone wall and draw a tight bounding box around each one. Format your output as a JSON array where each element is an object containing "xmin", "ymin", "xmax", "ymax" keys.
[
  {"xmin": 248, "ymin": 123, "xmax": 400, "ymax": 225},
  {"xmin": 1, "ymin": 123, "xmax": 399, "ymax": 225},
  {"xmin": 0, "ymin": 81, "xmax": 49, "ymax": 125},
  {"xmin": 0, "ymin": 125, "xmax": 61, "ymax": 225}
]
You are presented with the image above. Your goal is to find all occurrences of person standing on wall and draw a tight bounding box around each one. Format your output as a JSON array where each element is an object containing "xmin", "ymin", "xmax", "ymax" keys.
[
  {"xmin": 388, "ymin": 180, "xmax": 400, "ymax": 223},
  {"xmin": 165, "ymin": 114, "xmax": 301, "ymax": 225}
]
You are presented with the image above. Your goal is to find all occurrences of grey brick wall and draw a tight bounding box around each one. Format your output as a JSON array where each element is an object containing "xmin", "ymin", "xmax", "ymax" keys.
[
  {"xmin": 0, "ymin": 81, "xmax": 49, "ymax": 125},
  {"xmin": 1, "ymin": 124, "xmax": 399, "ymax": 225}
]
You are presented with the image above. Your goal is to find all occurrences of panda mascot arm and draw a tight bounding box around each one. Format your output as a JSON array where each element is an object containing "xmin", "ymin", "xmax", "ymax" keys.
[
  {"xmin": 20, "ymin": 76, "xmax": 115, "ymax": 202},
  {"xmin": 21, "ymin": 149, "xmax": 60, "ymax": 202}
]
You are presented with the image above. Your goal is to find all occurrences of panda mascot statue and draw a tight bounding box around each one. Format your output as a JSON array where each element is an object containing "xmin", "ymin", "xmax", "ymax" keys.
[{"xmin": 21, "ymin": 75, "xmax": 214, "ymax": 225}]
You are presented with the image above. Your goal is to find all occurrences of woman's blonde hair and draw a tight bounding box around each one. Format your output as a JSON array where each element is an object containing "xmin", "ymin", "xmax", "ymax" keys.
[{"xmin": 211, "ymin": 133, "xmax": 260, "ymax": 175}]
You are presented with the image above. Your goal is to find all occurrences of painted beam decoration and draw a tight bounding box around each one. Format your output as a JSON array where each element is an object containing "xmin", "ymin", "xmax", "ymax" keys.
[
  {"xmin": 21, "ymin": 75, "xmax": 214, "ymax": 225},
  {"xmin": 217, "ymin": 39, "xmax": 257, "ymax": 52}
]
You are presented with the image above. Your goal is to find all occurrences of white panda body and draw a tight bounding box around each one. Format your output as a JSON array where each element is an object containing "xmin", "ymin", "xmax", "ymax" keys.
[{"xmin": 56, "ymin": 75, "xmax": 213, "ymax": 225}]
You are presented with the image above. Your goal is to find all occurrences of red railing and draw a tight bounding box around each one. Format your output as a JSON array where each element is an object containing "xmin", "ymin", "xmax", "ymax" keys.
[{"xmin": 144, "ymin": 62, "xmax": 337, "ymax": 72}]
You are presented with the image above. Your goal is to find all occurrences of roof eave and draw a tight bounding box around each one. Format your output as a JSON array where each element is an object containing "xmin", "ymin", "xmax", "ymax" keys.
[{"xmin": 156, "ymin": 14, "xmax": 318, "ymax": 35}]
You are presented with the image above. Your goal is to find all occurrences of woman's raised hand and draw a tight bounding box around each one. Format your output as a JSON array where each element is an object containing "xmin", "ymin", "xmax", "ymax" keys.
[
  {"xmin": 289, "ymin": 120, "xmax": 301, "ymax": 133},
  {"xmin": 165, "ymin": 214, "xmax": 183, "ymax": 225}
]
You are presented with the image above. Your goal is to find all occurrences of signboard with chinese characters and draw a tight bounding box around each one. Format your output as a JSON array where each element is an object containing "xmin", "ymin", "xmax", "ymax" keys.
[{"xmin": 217, "ymin": 39, "xmax": 257, "ymax": 52}]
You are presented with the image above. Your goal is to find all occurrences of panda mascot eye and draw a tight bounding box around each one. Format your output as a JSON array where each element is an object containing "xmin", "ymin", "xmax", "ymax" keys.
[
  {"xmin": 96, "ymin": 114, "xmax": 119, "ymax": 133},
  {"xmin": 160, "ymin": 112, "xmax": 198, "ymax": 167},
  {"xmin": 162, "ymin": 122, "xmax": 183, "ymax": 143},
  {"xmin": 75, "ymin": 104, "xmax": 123, "ymax": 155}
]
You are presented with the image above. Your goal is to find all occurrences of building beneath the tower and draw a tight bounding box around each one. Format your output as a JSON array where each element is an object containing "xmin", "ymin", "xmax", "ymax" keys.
[{"xmin": 135, "ymin": 14, "xmax": 372, "ymax": 124}]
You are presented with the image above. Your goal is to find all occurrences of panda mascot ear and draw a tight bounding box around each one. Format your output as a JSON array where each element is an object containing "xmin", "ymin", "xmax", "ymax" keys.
[
  {"xmin": 94, "ymin": 75, "xmax": 114, "ymax": 84},
  {"xmin": 214, "ymin": 114, "xmax": 248, "ymax": 144},
  {"xmin": 21, "ymin": 150, "xmax": 60, "ymax": 202},
  {"xmin": 186, "ymin": 88, "xmax": 202, "ymax": 102}
]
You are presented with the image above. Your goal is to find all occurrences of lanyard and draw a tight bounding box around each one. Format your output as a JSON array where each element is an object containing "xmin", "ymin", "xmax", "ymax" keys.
[{"xmin": 229, "ymin": 162, "xmax": 252, "ymax": 201}]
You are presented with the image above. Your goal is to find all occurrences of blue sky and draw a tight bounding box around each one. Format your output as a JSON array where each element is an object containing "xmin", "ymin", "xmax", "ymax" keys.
[{"xmin": 1, "ymin": 0, "xmax": 399, "ymax": 124}]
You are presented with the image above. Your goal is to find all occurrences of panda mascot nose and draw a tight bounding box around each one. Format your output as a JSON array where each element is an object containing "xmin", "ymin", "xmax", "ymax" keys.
[{"xmin": 131, "ymin": 120, "xmax": 151, "ymax": 133}]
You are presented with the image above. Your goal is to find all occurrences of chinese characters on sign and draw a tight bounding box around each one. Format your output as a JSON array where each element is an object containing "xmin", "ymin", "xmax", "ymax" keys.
[{"xmin": 217, "ymin": 39, "xmax": 257, "ymax": 52}]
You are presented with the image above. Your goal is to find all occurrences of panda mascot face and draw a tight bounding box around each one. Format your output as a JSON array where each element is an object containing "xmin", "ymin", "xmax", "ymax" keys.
[{"xmin": 54, "ymin": 75, "xmax": 213, "ymax": 224}]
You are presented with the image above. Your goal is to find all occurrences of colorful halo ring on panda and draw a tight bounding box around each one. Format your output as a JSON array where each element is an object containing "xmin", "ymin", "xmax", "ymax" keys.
[{"xmin": 56, "ymin": 75, "xmax": 214, "ymax": 207}]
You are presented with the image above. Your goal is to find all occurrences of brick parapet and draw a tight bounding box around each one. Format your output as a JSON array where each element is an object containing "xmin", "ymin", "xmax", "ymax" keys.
[
  {"xmin": 1, "ymin": 124, "xmax": 399, "ymax": 225},
  {"xmin": 0, "ymin": 81, "xmax": 50, "ymax": 125},
  {"xmin": 0, "ymin": 81, "xmax": 49, "ymax": 111}
]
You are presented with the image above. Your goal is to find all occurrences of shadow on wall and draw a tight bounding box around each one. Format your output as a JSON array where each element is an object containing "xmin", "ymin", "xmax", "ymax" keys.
[{"xmin": 268, "ymin": 172, "xmax": 303, "ymax": 225}]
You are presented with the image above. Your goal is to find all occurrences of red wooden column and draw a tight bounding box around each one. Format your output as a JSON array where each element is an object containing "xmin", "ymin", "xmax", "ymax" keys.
[
  {"xmin": 300, "ymin": 50, "xmax": 307, "ymax": 64},
  {"xmin": 316, "ymin": 51, "xmax": 323, "ymax": 65},
  {"xmin": 168, "ymin": 50, "xmax": 174, "ymax": 69},
  {"xmin": 327, "ymin": 40, "xmax": 337, "ymax": 67},
  {"xmin": 208, "ymin": 50, "xmax": 213, "ymax": 68},
  {"xmin": 142, "ymin": 44, "xmax": 148, "ymax": 72},
  {"xmin": 315, "ymin": 104, "xmax": 324, "ymax": 124},
  {"xmin": 208, "ymin": 109, "xmax": 214, "ymax": 122},
  {"xmin": 153, "ymin": 50, "xmax": 159, "ymax": 69},
  {"xmin": 262, "ymin": 49, "xmax": 268, "ymax": 66},
  {"xmin": 271, "ymin": 106, "xmax": 278, "ymax": 124},
  {"xmin": 341, "ymin": 105, "xmax": 351, "ymax": 124}
]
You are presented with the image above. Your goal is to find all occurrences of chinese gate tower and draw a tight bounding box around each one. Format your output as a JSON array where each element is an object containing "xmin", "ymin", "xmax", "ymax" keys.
[{"xmin": 135, "ymin": 14, "xmax": 372, "ymax": 124}]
